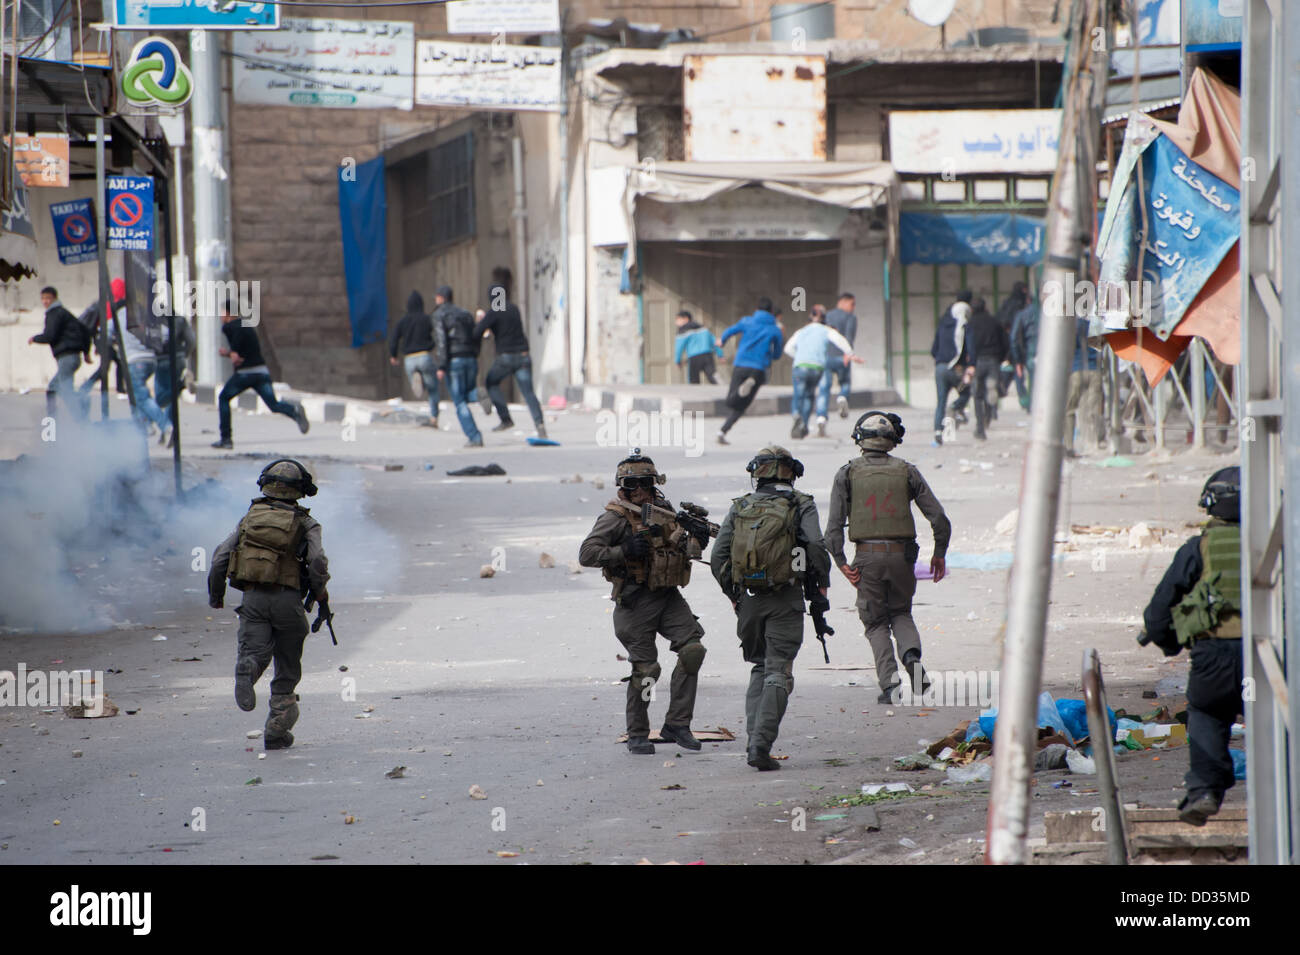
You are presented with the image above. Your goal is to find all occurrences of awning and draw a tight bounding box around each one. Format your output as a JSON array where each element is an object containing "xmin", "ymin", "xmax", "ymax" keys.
[{"xmin": 619, "ymin": 159, "xmax": 897, "ymax": 267}]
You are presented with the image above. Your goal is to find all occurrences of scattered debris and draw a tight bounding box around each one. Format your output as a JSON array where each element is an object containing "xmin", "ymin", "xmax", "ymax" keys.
[
  {"xmin": 344, "ymin": 816, "xmax": 355, "ymax": 825},
  {"xmin": 995, "ymin": 509, "xmax": 1019, "ymax": 536},
  {"xmin": 898, "ymin": 837, "xmax": 919, "ymax": 849},
  {"xmin": 947, "ymin": 761, "xmax": 993, "ymax": 784},
  {"xmin": 479, "ymin": 565, "xmax": 496, "ymax": 578},
  {"xmin": 894, "ymin": 753, "xmax": 934, "ymax": 771},
  {"xmin": 385, "ymin": 766, "xmax": 407, "ymax": 779},
  {"xmin": 246, "ymin": 777, "xmax": 262, "ymax": 786},
  {"xmin": 447, "ymin": 464, "xmax": 507, "ymax": 477},
  {"xmin": 862, "ymin": 782, "xmax": 914, "ymax": 795},
  {"xmin": 152, "ymin": 635, "xmax": 168, "ymax": 642},
  {"xmin": 72, "ymin": 750, "xmax": 83, "ymax": 758},
  {"xmin": 560, "ymin": 474, "xmax": 583, "ymax": 484},
  {"xmin": 468, "ymin": 784, "xmax": 487, "ymax": 800},
  {"xmin": 497, "ymin": 851, "xmax": 520, "ymax": 858},
  {"xmin": 566, "ymin": 561, "xmax": 582, "ymax": 574},
  {"xmin": 538, "ymin": 553, "xmax": 556, "ymax": 568},
  {"xmin": 1065, "ymin": 749, "xmax": 1096, "ymax": 774},
  {"xmin": 661, "ymin": 784, "xmax": 686, "ymax": 791},
  {"xmin": 1034, "ymin": 743, "xmax": 1070, "ymax": 771},
  {"xmin": 246, "ymin": 730, "xmax": 262, "ymax": 740},
  {"xmin": 64, "ymin": 698, "xmax": 120, "ymax": 719},
  {"xmin": 1128, "ymin": 522, "xmax": 1158, "ymax": 548}
]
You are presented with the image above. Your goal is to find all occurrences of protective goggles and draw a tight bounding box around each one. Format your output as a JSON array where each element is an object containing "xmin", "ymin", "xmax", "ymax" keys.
[{"xmin": 619, "ymin": 475, "xmax": 657, "ymax": 489}]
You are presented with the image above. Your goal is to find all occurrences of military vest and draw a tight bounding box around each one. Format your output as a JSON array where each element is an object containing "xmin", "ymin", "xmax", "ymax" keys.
[
  {"xmin": 729, "ymin": 490, "xmax": 811, "ymax": 591},
  {"xmin": 1172, "ymin": 522, "xmax": 1242, "ymax": 644},
  {"xmin": 603, "ymin": 499, "xmax": 692, "ymax": 591},
  {"xmin": 227, "ymin": 498, "xmax": 309, "ymax": 591},
  {"xmin": 847, "ymin": 456, "xmax": 916, "ymax": 541}
]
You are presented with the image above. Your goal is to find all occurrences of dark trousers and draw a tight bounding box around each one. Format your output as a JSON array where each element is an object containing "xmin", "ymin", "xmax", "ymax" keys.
[
  {"xmin": 1185, "ymin": 637, "xmax": 1243, "ymax": 800},
  {"xmin": 235, "ymin": 587, "xmax": 309, "ymax": 697},
  {"xmin": 972, "ymin": 357, "xmax": 1001, "ymax": 436},
  {"xmin": 687, "ymin": 353, "xmax": 718, "ymax": 384},
  {"xmin": 932, "ymin": 364, "xmax": 970, "ymax": 434},
  {"xmin": 736, "ymin": 584, "xmax": 804, "ymax": 755},
  {"xmin": 218, "ymin": 370, "xmax": 298, "ymax": 439},
  {"xmin": 485, "ymin": 351, "xmax": 544, "ymax": 427},
  {"xmin": 722, "ymin": 366, "xmax": 766, "ymax": 433}
]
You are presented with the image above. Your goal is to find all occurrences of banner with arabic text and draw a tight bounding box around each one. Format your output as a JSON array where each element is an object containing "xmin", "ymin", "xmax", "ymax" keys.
[{"xmin": 899, "ymin": 211, "xmax": 1044, "ymax": 266}]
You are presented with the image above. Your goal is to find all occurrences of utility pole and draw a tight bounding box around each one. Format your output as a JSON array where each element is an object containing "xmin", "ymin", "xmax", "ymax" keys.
[
  {"xmin": 189, "ymin": 29, "xmax": 230, "ymax": 386},
  {"xmin": 986, "ymin": 0, "xmax": 1111, "ymax": 865}
]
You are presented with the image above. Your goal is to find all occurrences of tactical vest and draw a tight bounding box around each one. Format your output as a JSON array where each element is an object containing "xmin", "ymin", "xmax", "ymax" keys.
[
  {"xmin": 729, "ymin": 490, "xmax": 811, "ymax": 591},
  {"xmin": 227, "ymin": 498, "xmax": 309, "ymax": 591},
  {"xmin": 603, "ymin": 499, "xmax": 692, "ymax": 591},
  {"xmin": 1172, "ymin": 522, "xmax": 1242, "ymax": 644},
  {"xmin": 847, "ymin": 456, "xmax": 916, "ymax": 541}
]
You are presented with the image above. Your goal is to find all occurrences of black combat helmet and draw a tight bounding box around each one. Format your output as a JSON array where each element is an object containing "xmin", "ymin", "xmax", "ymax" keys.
[{"xmin": 1199, "ymin": 466, "xmax": 1240, "ymax": 522}]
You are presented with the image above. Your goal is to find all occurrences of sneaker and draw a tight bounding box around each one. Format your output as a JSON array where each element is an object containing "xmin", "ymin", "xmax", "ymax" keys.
[
  {"xmin": 212, "ymin": 438, "xmax": 233, "ymax": 450},
  {"xmin": 737, "ymin": 377, "xmax": 756, "ymax": 398},
  {"xmin": 535, "ymin": 423, "xmax": 548, "ymax": 440},
  {"xmin": 294, "ymin": 403, "xmax": 310, "ymax": 435},
  {"xmin": 790, "ymin": 417, "xmax": 804, "ymax": 439},
  {"xmin": 479, "ymin": 392, "xmax": 494, "ymax": 415},
  {"xmin": 932, "ymin": 431, "xmax": 943, "ymax": 448},
  {"xmin": 234, "ymin": 668, "xmax": 256, "ymax": 712},
  {"xmin": 973, "ymin": 430, "xmax": 987, "ymax": 441},
  {"xmin": 747, "ymin": 748, "xmax": 780, "ymax": 771},
  {"xmin": 816, "ymin": 416, "xmax": 827, "ymax": 438},
  {"xmin": 716, "ymin": 431, "xmax": 729, "ymax": 445},
  {"xmin": 264, "ymin": 732, "xmax": 294, "ymax": 751},
  {"xmin": 465, "ymin": 437, "xmax": 484, "ymax": 448},
  {"xmin": 836, "ymin": 394, "xmax": 849, "ymax": 418},
  {"xmin": 1177, "ymin": 792, "xmax": 1222, "ymax": 827},
  {"xmin": 627, "ymin": 736, "xmax": 655, "ymax": 755},
  {"xmin": 660, "ymin": 724, "xmax": 702, "ymax": 751},
  {"xmin": 877, "ymin": 684, "xmax": 901, "ymax": 704},
  {"xmin": 491, "ymin": 419, "xmax": 514, "ymax": 432}
]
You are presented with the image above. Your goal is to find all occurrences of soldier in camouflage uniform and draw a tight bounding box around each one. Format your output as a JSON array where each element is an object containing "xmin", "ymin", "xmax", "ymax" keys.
[
  {"xmin": 711, "ymin": 446, "xmax": 831, "ymax": 770},
  {"xmin": 826, "ymin": 412, "xmax": 951, "ymax": 704},
  {"xmin": 209, "ymin": 459, "xmax": 331, "ymax": 750},
  {"xmin": 579, "ymin": 451, "xmax": 709, "ymax": 755}
]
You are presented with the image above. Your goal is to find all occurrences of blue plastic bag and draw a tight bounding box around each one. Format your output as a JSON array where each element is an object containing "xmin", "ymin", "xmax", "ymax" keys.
[
  {"xmin": 1231, "ymin": 749, "xmax": 1246, "ymax": 780},
  {"xmin": 1056, "ymin": 698, "xmax": 1119, "ymax": 744}
]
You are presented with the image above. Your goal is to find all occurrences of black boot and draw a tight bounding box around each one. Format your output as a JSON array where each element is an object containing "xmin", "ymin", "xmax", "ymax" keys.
[
  {"xmin": 902, "ymin": 649, "xmax": 931, "ymax": 696},
  {"xmin": 660, "ymin": 724, "xmax": 701, "ymax": 751},
  {"xmin": 747, "ymin": 748, "xmax": 780, "ymax": 771},
  {"xmin": 234, "ymin": 663, "xmax": 256, "ymax": 712},
  {"xmin": 1178, "ymin": 791, "xmax": 1222, "ymax": 827},
  {"xmin": 627, "ymin": 736, "xmax": 655, "ymax": 755},
  {"xmin": 264, "ymin": 732, "xmax": 294, "ymax": 750},
  {"xmin": 877, "ymin": 683, "xmax": 901, "ymax": 704}
]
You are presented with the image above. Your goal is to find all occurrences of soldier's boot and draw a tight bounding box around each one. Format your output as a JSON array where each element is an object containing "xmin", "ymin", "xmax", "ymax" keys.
[
  {"xmin": 1178, "ymin": 791, "xmax": 1222, "ymax": 827},
  {"xmin": 902, "ymin": 649, "xmax": 931, "ymax": 698},
  {"xmin": 627, "ymin": 736, "xmax": 655, "ymax": 755},
  {"xmin": 265, "ymin": 693, "xmax": 300, "ymax": 750},
  {"xmin": 660, "ymin": 724, "xmax": 701, "ymax": 751},
  {"xmin": 234, "ymin": 659, "xmax": 258, "ymax": 712},
  {"xmin": 877, "ymin": 684, "xmax": 902, "ymax": 704},
  {"xmin": 748, "ymin": 669, "xmax": 791, "ymax": 770},
  {"xmin": 625, "ymin": 661, "xmax": 660, "ymax": 756},
  {"xmin": 748, "ymin": 749, "xmax": 780, "ymax": 771}
]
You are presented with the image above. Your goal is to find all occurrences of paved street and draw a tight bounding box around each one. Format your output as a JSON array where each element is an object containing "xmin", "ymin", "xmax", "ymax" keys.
[{"xmin": 0, "ymin": 392, "xmax": 1239, "ymax": 864}]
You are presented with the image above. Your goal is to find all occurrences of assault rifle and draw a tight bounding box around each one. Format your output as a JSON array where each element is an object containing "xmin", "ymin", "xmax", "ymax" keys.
[
  {"xmin": 639, "ymin": 500, "xmax": 719, "ymax": 557},
  {"xmin": 804, "ymin": 577, "xmax": 834, "ymax": 663},
  {"xmin": 299, "ymin": 539, "xmax": 338, "ymax": 645}
]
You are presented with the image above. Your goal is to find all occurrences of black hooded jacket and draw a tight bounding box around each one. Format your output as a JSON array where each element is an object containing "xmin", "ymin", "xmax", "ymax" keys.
[
  {"xmin": 389, "ymin": 291, "xmax": 436, "ymax": 358},
  {"xmin": 473, "ymin": 284, "xmax": 530, "ymax": 354},
  {"xmin": 434, "ymin": 298, "xmax": 479, "ymax": 370}
]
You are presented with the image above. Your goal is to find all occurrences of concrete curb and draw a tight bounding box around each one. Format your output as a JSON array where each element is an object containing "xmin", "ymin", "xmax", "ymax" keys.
[{"xmin": 565, "ymin": 384, "xmax": 903, "ymax": 417}]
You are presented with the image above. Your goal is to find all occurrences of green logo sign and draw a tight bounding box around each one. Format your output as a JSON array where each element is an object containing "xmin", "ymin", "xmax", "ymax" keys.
[{"xmin": 121, "ymin": 37, "xmax": 194, "ymax": 108}]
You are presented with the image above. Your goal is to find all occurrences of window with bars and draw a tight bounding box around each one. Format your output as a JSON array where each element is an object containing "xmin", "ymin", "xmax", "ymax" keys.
[{"xmin": 399, "ymin": 132, "xmax": 475, "ymax": 264}]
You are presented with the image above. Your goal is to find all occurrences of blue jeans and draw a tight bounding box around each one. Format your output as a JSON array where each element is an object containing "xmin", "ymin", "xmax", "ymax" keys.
[
  {"xmin": 403, "ymin": 352, "xmax": 439, "ymax": 418},
  {"xmin": 792, "ymin": 365, "xmax": 823, "ymax": 428},
  {"xmin": 816, "ymin": 360, "xmax": 852, "ymax": 419},
  {"xmin": 154, "ymin": 359, "xmax": 181, "ymax": 424},
  {"xmin": 218, "ymin": 370, "xmax": 298, "ymax": 440},
  {"xmin": 48, "ymin": 352, "xmax": 84, "ymax": 417},
  {"xmin": 129, "ymin": 361, "xmax": 172, "ymax": 431},
  {"xmin": 485, "ymin": 352, "xmax": 544, "ymax": 426},
  {"xmin": 933, "ymin": 364, "xmax": 971, "ymax": 435},
  {"xmin": 446, "ymin": 356, "xmax": 482, "ymax": 442}
]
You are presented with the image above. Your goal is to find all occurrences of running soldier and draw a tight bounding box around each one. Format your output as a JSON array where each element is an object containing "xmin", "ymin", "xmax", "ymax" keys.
[
  {"xmin": 579, "ymin": 451, "xmax": 709, "ymax": 755},
  {"xmin": 209, "ymin": 460, "xmax": 331, "ymax": 750},
  {"xmin": 711, "ymin": 446, "xmax": 831, "ymax": 770},
  {"xmin": 826, "ymin": 412, "xmax": 951, "ymax": 703}
]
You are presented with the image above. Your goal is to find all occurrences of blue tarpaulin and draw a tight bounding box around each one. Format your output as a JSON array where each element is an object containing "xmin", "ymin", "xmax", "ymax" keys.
[
  {"xmin": 899, "ymin": 211, "xmax": 1045, "ymax": 266},
  {"xmin": 338, "ymin": 156, "xmax": 388, "ymax": 348}
]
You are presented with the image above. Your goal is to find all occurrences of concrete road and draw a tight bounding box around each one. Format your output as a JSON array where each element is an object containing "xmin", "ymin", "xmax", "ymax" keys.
[{"xmin": 0, "ymin": 391, "xmax": 1240, "ymax": 864}]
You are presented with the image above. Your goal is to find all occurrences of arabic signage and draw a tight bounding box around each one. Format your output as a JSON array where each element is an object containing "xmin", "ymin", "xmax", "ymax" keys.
[
  {"xmin": 636, "ymin": 189, "xmax": 849, "ymax": 242},
  {"xmin": 113, "ymin": 0, "xmax": 278, "ymax": 30},
  {"xmin": 445, "ymin": 0, "xmax": 560, "ymax": 35},
  {"xmin": 889, "ymin": 109, "xmax": 1063, "ymax": 175},
  {"xmin": 1183, "ymin": 0, "xmax": 1242, "ymax": 51},
  {"xmin": 50, "ymin": 198, "xmax": 98, "ymax": 264},
  {"xmin": 1095, "ymin": 130, "xmax": 1239, "ymax": 336},
  {"xmin": 105, "ymin": 175, "xmax": 155, "ymax": 252},
  {"xmin": 899, "ymin": 211, "xmax": 1045, "ymax": 266},
  {"xmin": 233, "ymin": 18, "xmax": 415, "ymax": 111},
  {"xmin": 5, "ymin": 133, "xmax": 69, "ymax": 188},
  {"xmin": 415, "ymin": 40, "xmax": 560, "ymax": 112}
]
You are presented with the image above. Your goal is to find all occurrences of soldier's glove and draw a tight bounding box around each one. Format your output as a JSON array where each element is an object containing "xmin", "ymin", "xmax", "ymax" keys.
[
  {"xmin": 692, "ymin": 528, "xmax": 710, "ymax": 550},
  {"xmin": 623, "ymin": 535, "xmax": 651, "ymax": 560},
  {"xmin": 809, "ymin": 592, "xmax": 831, "ymax": 615}
]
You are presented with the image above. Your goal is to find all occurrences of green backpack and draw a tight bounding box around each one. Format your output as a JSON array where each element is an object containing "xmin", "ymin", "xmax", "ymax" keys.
[
  {"xmin": 228, "ymin": 501, "xmax": 305, "ymax": 590},
  {"xmin": 730, "ymin": 492, "xmax": 802, "ymax": 591}
]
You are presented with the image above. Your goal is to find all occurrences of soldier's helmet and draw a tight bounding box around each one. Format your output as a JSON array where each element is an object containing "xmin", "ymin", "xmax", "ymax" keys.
[
  {"xmin": 1199, "ymin": 466, "xmax": 1240, "ymax": 522},
  {"xmin": 747, "ymin": 445, "xmax": 805, "ymax": 482},
  {"xmin": 257, "ymin": 459, "xmax": 318, "ymax": 501},
  {"xmin": 615, "ymin": 448, "xmax": 665, "ymax": 490},
  {"xmin": 851, "ymin": 410, "xmax": 905, "ymax": 452}
]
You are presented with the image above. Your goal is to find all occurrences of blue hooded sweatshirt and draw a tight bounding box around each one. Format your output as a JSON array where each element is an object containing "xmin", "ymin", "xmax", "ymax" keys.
[
  {"xmin": 720, "ymin": 310, "xmax": 784, "ymax": 371},
  {"xmin": 674, "ymin": 322, "xmax": 723, "ymax": 364}
]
